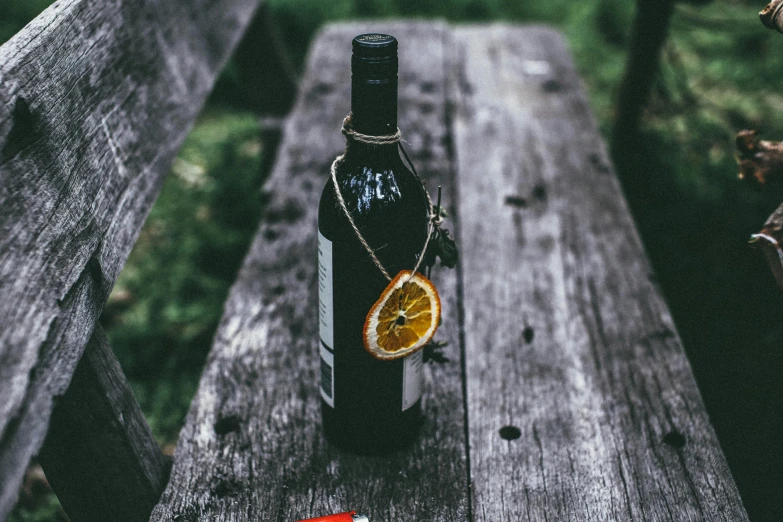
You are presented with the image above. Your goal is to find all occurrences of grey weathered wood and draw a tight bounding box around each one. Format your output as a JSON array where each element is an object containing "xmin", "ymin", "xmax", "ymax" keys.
[
  {"xmin": 151, "ymin": 22, "xmax": 469, "ymax": 521},
  {"xmin": 38, "ymin": 324, "xmax": 169, "ymax": 522},
  {"xmin": 0, "ymin": 0, "xmax": 261, "ymax": 517},
  {"xmin": 452, "ymin": 26, "xmax": 748, "ymax": 520}
]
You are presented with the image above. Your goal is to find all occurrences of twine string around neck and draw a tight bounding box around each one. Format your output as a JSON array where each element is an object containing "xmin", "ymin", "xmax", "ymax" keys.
[{"xmin": 329, "ymin": 113, "xmax": 440, "ymax": 282}]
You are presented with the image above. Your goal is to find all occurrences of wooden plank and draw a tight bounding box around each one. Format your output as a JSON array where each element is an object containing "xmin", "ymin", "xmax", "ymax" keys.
[
  {"xmin": 151, "ymin": 22, "xmax": 469, "ymax": 521},
  {"xmin": 38, "ymin": 325, "xmax": 170, "ymax": 522},
  {"xmin": 0, "ymin": 0, "xmax": 260, "ymax": 517},
  {"xmin": 451, "ymin": 25, "xmax": 748, "ymax": 520}
]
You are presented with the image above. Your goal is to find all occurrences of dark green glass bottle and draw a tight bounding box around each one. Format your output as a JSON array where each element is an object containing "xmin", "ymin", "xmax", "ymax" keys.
[{"xmin": 317, "ymin": 34, "xmax": 430, "ymax": 454}]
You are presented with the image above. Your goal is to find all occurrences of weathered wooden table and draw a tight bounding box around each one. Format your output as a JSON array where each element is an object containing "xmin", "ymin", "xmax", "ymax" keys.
[
  {"xmin": 0, "ymin": 5, "xmax": 748, "ymax": 520},
  {"xmin": 150, "ymin": 23, "xmax": 747, "ymax": 520}
]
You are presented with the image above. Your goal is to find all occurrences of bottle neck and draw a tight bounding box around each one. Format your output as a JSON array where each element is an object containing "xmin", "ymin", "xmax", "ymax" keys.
[
  {"xmin": 344, "ymin": 138, "xmax": 399, "ymax": 163},
  {"xmin": 351, "ymin": 77, "xmax": 398, "ymax": 137}
]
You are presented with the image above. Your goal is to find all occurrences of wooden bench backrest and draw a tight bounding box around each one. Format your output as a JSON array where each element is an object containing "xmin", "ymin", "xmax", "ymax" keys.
[{"xmin": 0, "ymin": 0, "xmax": 262, "ymax": 518}]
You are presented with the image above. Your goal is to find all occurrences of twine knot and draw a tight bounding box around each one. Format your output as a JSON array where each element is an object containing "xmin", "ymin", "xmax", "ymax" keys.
[{"xmin": 341, "ymin": 113, "xmax": 402, "ymax": 145}]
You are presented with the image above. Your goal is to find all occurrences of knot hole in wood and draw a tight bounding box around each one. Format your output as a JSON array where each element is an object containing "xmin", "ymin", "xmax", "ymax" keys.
[
  {"xmin": 214, "ymin": 414, "xmax": 242, "ymax": 436},
  {"xmin": 499, "ymin": 425, "xmax": 522, "ymax": 441},
  {"xmin": 213, "ymin": 479, "xmax": 242, "ymax": 499},
  {"xmin": 541, "ymin": 79, "xmax": 562, "ymax": 93},
  {"xmin": 504, "ymin": 195, "xmax": 527, "ymax": 208},
  {"xmin": 1, "ymin": 96, "xmax": 36, "ymax": 161},
  {"xmin": 662, "ymin": 430, "xmax": 686, "ymax": 449},
  {"xmin": 532, "ymin": 184, "xmax": 547, "ymax": 203},
  {"xmin": 420, "ymin": 81, "xmax": 437, "ymax": 93}
]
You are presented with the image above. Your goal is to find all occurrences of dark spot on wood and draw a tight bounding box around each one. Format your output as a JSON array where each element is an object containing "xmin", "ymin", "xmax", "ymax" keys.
[
  {"xmin": 2, "ymin": 97, "xmax": 37, "ymax": 161},
  {"xmin": 663, "ymin": 430, "xmax": 686, "ymax": 449},
  {"xmin": 263, "ymin": 228, "xmax": 279, "ymax": 241},
  {"xmin": 542, "ymin": 79, "xmax": 562, "ymax": 92},
  {"xmin": 512, "ymin": 212, "xmax": 525, "ymax": 248},
  {"xmin": 214, "ymin": 415, "xmax": 241, "ymax": 436},
  {"xmin": 488, "ymin": 44, "xmax": 500, "ymax": 62},
  {"xmin": 313, "ymin": 82, "xmax": 333, "ymax": 96},
  {"xmin": 537, "ymin": 235, "xmax": 555, "ymax": 253},
  {"xmin": 422, "ymin": 148, "xmax": 436, "ymax": 162},
  {"xmin": 421, "ymin": 81, "xmax": 437, "ymax": 93},
  {"xmin": 499, "ymin": 425, "xmax": 522, "ymax": 441},
  {"xmin": 505, "ymin": 195, "xmax": 527, "ymax": 208},
  {"xmin": 272, "ymin": 285, "xmax": 286, "ymax": 296},
  {"xmin": 87, "ymin": 255, "xmax": 104, "ymax": 287},
  {"xmin": 649, "ymin": 329, "xmax": 676, "ymax": 342},
  {"xmin": 532, "ymin": 184, "xmax": 547, "ymax": 202},
  {"xmin": 297, "ymin": 380, "xmax": 308, "ymax": 401},
  {"xmin": 638, "ymin": 329, "xmax": 677, "ymax": 348},
  {"xmin": 266, "ymin": 199, "xmax": 304, "ymax": 224},
  {"xmin": 213, "ymin": 479, "xmax": 241, "ymax": 499},
  {"xmin": 290, "ymin": 318, "xmax": 304, "ymax": 336},
  {"xmin": 172, "ymin": 507, "xmax": 199, "ymax": 522},
  {"xmin": 523, "ymin": 327, "xmax": 534, "ymax": 344},
  {"xmin": 296, "ymin": 269, "xmax": 307, "ymax": 281}
]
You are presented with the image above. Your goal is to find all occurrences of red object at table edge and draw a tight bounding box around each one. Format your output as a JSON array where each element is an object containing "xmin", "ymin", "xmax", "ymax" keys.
[{"xmin": 296, "ymin": 510, "xmax": 368, "ymax": 522}]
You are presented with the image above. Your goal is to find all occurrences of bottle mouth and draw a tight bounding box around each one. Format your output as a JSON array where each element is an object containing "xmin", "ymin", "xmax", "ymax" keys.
[{"xmin": 352, "ymin": 33, "xmax": 397, "ymax": 82}]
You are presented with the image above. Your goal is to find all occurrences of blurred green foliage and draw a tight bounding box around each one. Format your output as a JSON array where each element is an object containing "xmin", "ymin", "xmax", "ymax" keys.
[
  {"xmin": 9, "ymin": 498, "xmax": 64, "ymax": 522},
  {"xmin": 0, "ymin": 1, "xmax": 53, "ymax": 43},
  {"xmin": 5, "ymin": 0, "xmax": 783, "ymax": 520}
]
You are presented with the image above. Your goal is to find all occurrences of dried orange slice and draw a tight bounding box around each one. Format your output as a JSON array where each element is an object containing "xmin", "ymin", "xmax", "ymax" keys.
[{"xmin": 363, "ymin": 270, "xmax": 441, "ymax": 360}]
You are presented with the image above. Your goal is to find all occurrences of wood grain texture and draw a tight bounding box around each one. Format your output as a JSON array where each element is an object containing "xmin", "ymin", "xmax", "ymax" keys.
[
  {"xmin": 151, "ymin": 22, "xmax": 469, "ymax": 521},
  {"xmin": 0, "ymin": 0, "xmax": 260, "ymax": 517},
  {"xmin": 451, "ymin": 25, "xmax": 748, "ymax": 520},
  {"xmin": 38, "ymin": 325, "xmax": 169, "ymax": 522}
]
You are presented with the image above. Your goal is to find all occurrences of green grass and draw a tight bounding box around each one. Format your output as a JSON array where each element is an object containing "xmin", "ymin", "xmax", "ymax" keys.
[{"xmin": 5, "ymin": 0, "xmax": 783, "ymax": 520}]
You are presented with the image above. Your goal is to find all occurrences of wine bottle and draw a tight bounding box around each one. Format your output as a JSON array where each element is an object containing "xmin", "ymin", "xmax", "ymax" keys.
[{"xmin": 317, "ymin": 33, "xmax": 430, "ymax": 454}]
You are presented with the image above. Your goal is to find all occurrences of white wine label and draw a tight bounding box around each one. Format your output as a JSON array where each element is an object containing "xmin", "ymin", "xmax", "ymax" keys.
[
  {"xmin": 318, "ymin": 231, "xmax": 334, "ymax": 350},
  {"xmin": 402, "ymin": 349, "xmax": 423, "ymax": 411},
  {"xmin": 319, "ymin": 341, "xmax": 335, "ymax": 407},
  {"xmin": 318, "ymin": 231, "xmax": 335, "ymax": 408}
]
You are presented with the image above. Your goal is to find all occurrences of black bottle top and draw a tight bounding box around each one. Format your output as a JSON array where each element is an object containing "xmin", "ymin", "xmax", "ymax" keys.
[{"xmin": 351, "ymin": 34, "xmax": 398, "ymax": 136}]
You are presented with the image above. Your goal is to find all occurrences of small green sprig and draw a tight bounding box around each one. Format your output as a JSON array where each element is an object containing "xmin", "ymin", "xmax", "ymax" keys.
[{"xmin": 423, "ymin": 187, "xmax": 459, "ymax": 272}]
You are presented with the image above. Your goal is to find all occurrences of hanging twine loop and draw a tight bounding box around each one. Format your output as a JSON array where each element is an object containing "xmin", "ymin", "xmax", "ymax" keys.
[{"xmin": 329, "ymin": 113, "xmax": 439, "ymax": 282}]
